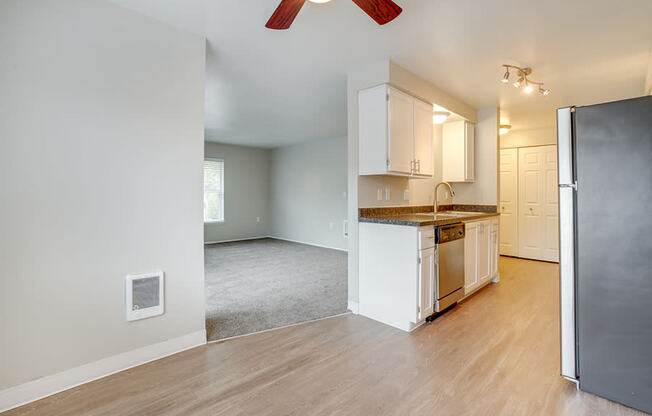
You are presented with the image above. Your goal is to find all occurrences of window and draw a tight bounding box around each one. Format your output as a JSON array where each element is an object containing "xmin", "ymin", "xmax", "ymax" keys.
[{"xmin": 204, "ymin": 158, "xmax": 224, "ymax": 223}]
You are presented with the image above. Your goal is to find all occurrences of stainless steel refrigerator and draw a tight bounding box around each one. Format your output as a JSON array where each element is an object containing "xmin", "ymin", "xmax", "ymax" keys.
[{"xmin": 558, "ymin": 95, "xmax": 652, "ymax": 414}]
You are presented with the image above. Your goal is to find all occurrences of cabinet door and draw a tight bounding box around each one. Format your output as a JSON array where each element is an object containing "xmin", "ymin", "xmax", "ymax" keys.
[
  {"xmin": 442, "ymin": 121, "xmax": 465, "ymax": 182},
  {"xmin": 442, "ymin": 121, "xmax": 475, "ymax": 182},
  {"xmin": 477, "ymin": 221, "xmax": 491, "ymax": 283},
  {"xmin": 464, "ymin": 222, "xmax": 478, "ymax": 293},
  {"xmin": 387, "ymin": 87, "xmax": 414, "ymax": 175},
  {"xmin": 418, "ymin": 247, "xmax": 435, "ymax": 320},
  {"xmin": 490, "ymin": 219, "xmax": 499, "ymax": 278},
  {"xmin": 358, "ymin": 85, "xmax": 390, "ymax": 175},
  {"xmin": 465, "ymin": 122, "xmax": 475, "ymax": 181},
  {"xmin": 413, "ymin": 98, "xmax": 434, "ymax": 177}
]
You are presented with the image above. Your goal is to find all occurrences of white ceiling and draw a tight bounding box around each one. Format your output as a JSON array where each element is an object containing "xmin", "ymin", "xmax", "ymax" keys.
[{"xmin": 108, "ymin": 0, "xmax": 652, "ymax": 147}]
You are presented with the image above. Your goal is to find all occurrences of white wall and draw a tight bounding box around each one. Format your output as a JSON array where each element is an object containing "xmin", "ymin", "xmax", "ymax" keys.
[
  {"xmin": 269, "ymin": 137, "xmax": 348, "ymax": 251},
  {"xmin": 0, "ymin": 0, "xmax": 205, "ymax": 397},
  {"xmin": 453, "ymin": 108, "xmax": 500, "ymax": 205},
  {"xmin": 204, "ymin": 143, "xmax": 270, "ymax": 243},
  {"xmin": 500, "ymin": 126, "xmax": 557, "ymax": 149}
]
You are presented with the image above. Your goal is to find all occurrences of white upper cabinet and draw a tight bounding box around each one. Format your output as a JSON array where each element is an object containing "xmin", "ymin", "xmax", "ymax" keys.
[
  {"xmin": 442, "ymin": 120, "xmax": 475, "ymax": 182},
  {"xmin": 387, "ymin": 87, "xmax": 414, "ymax": 174},
  {"xmin": 413, "ymin": 98, "xmax": 434, "ymax": 177},
  {"xmin": 358, "ymin": 84, "xmax": 433, "ymax": 178}
]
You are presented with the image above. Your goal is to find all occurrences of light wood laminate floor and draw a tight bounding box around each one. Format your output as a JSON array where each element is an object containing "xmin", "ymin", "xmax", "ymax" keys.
[{"xmin": 4, "ymin": 257, "xmax": 647, "ymax": 415}]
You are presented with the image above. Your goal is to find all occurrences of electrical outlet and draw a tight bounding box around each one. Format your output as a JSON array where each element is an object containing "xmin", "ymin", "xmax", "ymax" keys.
[
  {"xmin": 403, "ymin": 189, "xmax": 409, "ymax": 201},
  {"xmin": 256, "ymin": 217, "xmax": 261, "ymax": 223}
]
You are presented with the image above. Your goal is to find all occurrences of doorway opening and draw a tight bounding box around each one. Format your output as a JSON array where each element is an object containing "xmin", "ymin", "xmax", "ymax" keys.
[{"xmin": 202, "ymin": 139, "xmax": 349, "ymax": 342}]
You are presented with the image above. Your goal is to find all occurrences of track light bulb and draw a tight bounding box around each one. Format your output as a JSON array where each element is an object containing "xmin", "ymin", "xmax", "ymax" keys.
[
  {"xmin": 540, "ymin": 87, "xmax": 550, "ymax": 96},
  {"xmin": 524, "ymin": 84, "xmax": 534, "ymax": 94},
  {"xmin": 513, "ymin": 77, "xmax": 523, "ymax": 88},
  {"xmin": 501, "ymin": 69, "xmax": 510, "ymax": 83}
]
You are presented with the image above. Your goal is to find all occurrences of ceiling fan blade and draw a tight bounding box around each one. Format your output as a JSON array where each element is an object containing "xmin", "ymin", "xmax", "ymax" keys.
[
  {"xmin": 351, "ymin": 0, "xmax": 402, "ymax": 25},
  {"xmin": 265, "ymin": 0, "xmax": 307, "ymax": 30}
]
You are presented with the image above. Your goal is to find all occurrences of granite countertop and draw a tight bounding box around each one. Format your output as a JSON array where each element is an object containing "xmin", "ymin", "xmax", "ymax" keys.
[{"xmin": 358, "ymin": 205, "xmax": 500, "ymax": 227}]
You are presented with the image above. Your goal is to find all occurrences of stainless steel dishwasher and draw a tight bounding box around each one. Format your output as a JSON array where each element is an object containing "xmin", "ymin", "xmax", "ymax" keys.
[{"xmin": 434, "ymin": 223, "xmax": 465, "ymax": 312}]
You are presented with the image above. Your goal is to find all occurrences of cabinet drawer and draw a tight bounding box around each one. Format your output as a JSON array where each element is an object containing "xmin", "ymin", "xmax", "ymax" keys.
[{"xmin": 419, "ymin": 227, "xmax": 436, "ymax": 249}]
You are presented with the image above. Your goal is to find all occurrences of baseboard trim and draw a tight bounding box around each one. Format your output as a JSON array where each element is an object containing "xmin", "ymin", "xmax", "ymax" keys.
[
  {"xmin": 0, "ymin": 330, "xmax": 206, "ymax": 413},
  {"xmin": 267, "ymin": 236, "xmax": 348, "ymax": 252},
  {"xmin": 347, "ymin": 300, "xmax": 359, "ymax": 314},
  {"xmin": 204, "ymin": 236, "xmax": 268, "ymax": 245}
]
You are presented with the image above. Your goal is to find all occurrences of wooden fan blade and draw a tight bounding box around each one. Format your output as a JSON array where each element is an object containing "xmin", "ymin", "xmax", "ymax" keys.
[
  {"xmin": 351, "ymin": 0, "xmax": 402, "ymax": 25},
  {"xmin": 265, "ymin": 0, "xmax": 307, "ymax": 30}
]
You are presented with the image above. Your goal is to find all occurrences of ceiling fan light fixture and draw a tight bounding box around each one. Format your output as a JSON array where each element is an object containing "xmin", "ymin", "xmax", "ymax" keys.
[
  {"xmin": 433, "ymin": 111, "xmax": 451, "ymax": 124},
  {"xmin": 499, "ymin": 124, "xmax": 512, "ymax": 135}
]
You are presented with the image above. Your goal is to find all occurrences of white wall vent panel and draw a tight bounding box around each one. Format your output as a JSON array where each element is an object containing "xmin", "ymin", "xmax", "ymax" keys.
[{"xmin": 125, "ymin": 271, "xmax": 164, "ymax": 321}]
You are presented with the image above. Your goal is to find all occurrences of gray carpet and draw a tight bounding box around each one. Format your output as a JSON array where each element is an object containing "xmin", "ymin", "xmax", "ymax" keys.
[{"xmin": 204, "ymin": 238, "xmax": 348, "ymax": 341}]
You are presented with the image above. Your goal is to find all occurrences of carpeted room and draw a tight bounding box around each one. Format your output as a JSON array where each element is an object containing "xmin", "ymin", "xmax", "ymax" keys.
[{"xmin": 203, "ymin": 138, "xmax": 348, "ymax": 341}]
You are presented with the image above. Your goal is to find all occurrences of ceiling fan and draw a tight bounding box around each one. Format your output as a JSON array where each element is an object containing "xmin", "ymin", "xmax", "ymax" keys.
[{"xmin": 266, "ymin": 0, "xmax": 402, "ymax": 30}]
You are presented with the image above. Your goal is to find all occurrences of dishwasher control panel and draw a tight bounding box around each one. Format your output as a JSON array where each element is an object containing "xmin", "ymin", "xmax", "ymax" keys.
[{"xmin": 436, "ymin": 223, "xmax": 465, "ymax": 244}]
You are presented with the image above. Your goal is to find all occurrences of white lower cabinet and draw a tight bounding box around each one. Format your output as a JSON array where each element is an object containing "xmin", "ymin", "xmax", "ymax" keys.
[
  {"xmin": 464, "ymin": 218, "xmax": 500, "ymax": 296},
  {"xmin": 359, "ymin": 223, "xmax": 435, "ymax": 331}
]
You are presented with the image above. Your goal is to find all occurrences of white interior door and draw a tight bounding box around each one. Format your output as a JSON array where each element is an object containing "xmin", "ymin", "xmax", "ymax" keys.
[
  {"xmin": 387, "ymin": 87, "xmax": 413, "ymax": 174},
  {"xmin": 518, "ymin": 145, "xmax": 559, "ymax": 262},
  {"xmin": 413, "ymin": 99, "xmax": 434, "ymax": 176},
  {"xmin": 499, "ymin": 148, "xmax": 518, "ymax": 256},
  {"xmin": 542, "ymin": 146, "xmax": 560, "ymax": 262}
]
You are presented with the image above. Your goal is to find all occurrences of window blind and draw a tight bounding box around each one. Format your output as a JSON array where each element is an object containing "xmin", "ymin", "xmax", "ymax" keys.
[{"xmin": 204, "ymin": 159, "xmax": 224, "ymax": 222}]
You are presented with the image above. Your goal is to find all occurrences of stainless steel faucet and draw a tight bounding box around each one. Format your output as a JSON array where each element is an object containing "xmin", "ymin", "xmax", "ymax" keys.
[{"xmin": 434, "ymin": 182, "xmax": 455, "ymax": 213}]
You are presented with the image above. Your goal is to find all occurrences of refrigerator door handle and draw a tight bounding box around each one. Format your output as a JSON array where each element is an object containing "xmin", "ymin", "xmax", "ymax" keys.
[{"xmin": 559, "ymin": 182, "xmax": 577, "ymax": 190}]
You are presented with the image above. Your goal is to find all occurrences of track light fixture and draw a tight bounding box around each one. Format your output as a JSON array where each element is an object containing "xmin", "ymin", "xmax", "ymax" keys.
[{"xmin": 500, "ymin": 64, "xmax": 550, "ymax": 96}]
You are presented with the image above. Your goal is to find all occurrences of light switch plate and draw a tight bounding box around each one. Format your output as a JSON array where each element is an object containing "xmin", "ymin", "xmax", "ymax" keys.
[{"xmin": 403, "ymin": 189, "xmax": 409, "ymax": 201}]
